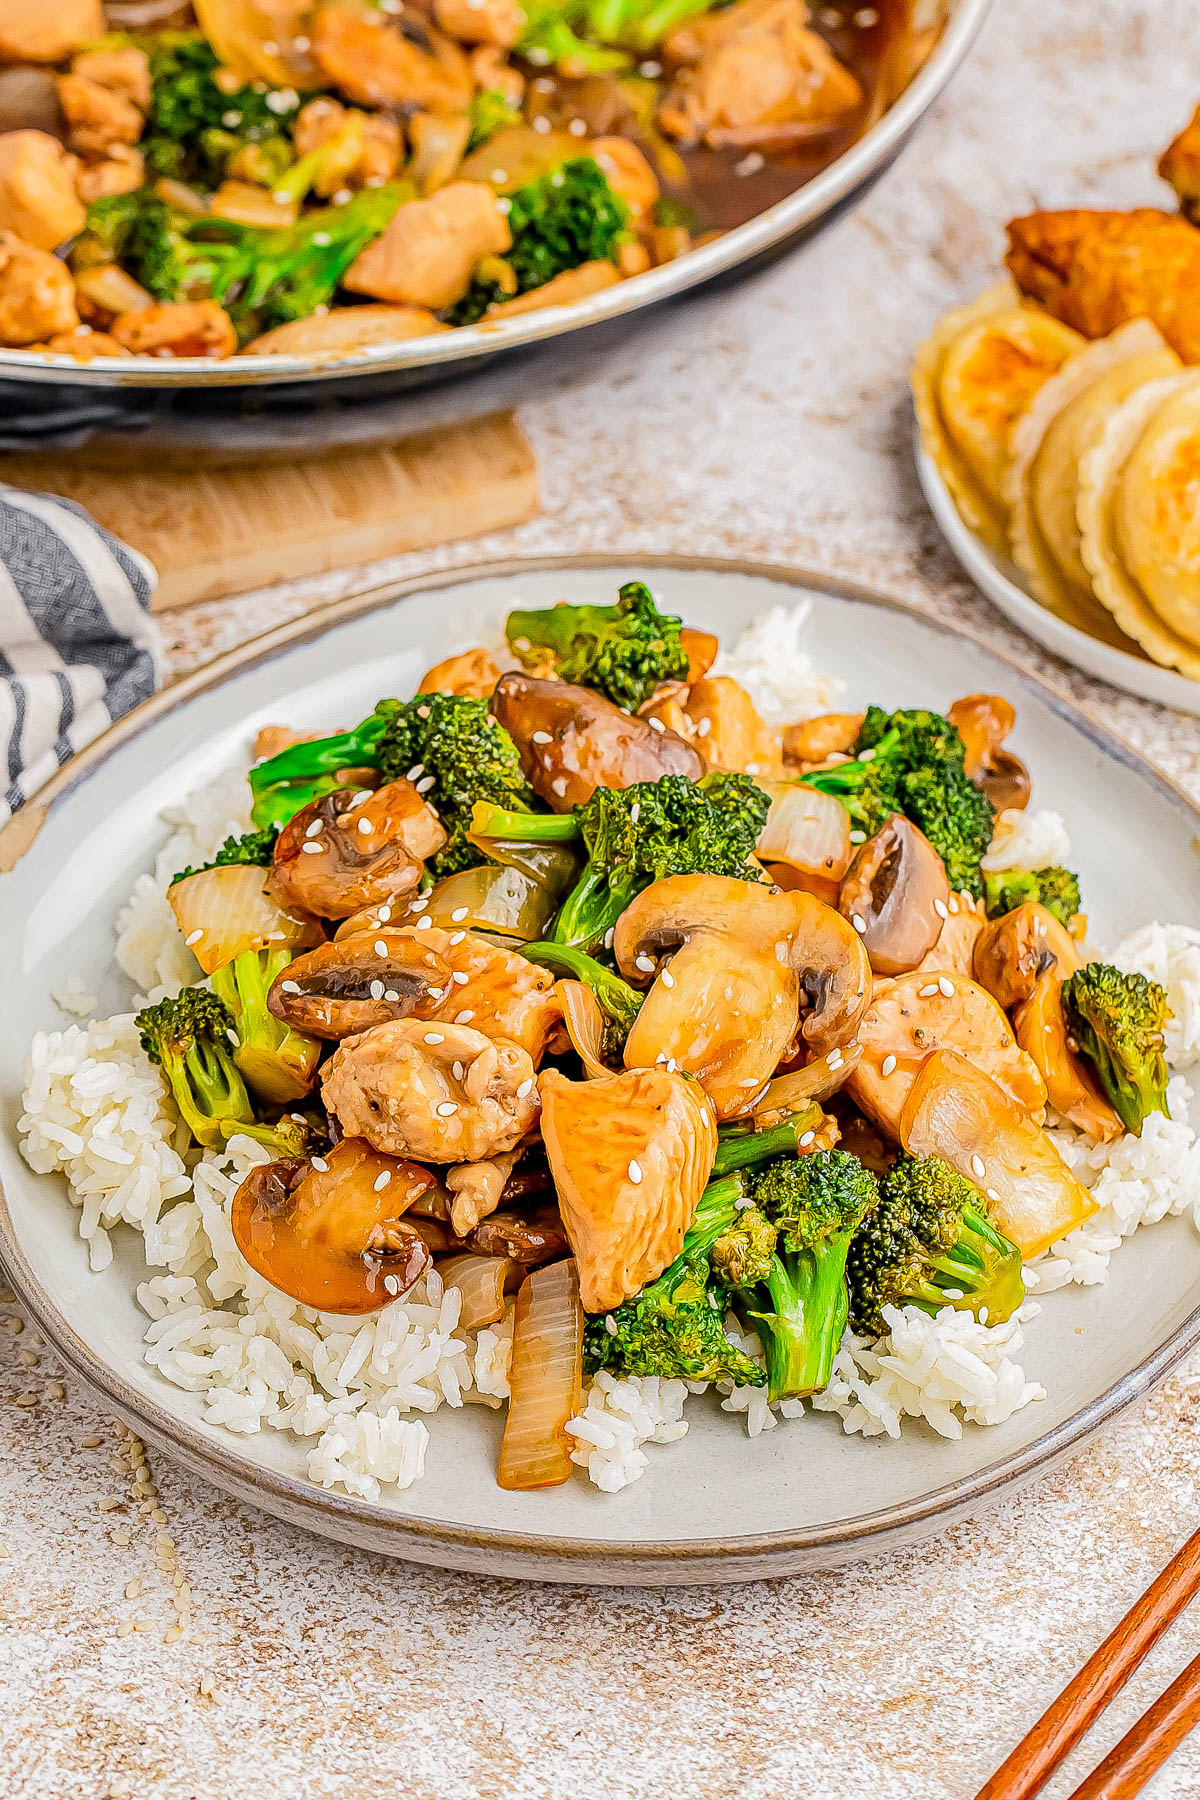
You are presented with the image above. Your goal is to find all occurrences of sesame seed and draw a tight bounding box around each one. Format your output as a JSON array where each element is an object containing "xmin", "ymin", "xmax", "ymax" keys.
[
  {"xmin": 450, "ymin": 907, "xmax": 470, "ymax": 922},
  {"xmin": 918, "ymin": 983, "xmax": 939, "ymax": 997},
  {"xmin": 647, "ymin": 716, "xmax": 666, "ymax": 733},
  {"xmin": 986, "ymin": 1187, "xmax": 1001, "ymax": 1203},
  {"xmin": 827, "ymin": 1049, "xmax": 843, "ymax": 1069},
  {"xmin": 416, "ymin": 915, "xmax": 432, "ymax": 931},
  {"xmin": 799, "ymin": 1130, "xmax": 815, "ymax": 1147},
  {"xmin": 377, "ymin": 905, "xmax": 392, "ymax": 922},
  {"xmin": 938, "ymin": 977, "xmax": 955, "ymax": 997},
  {"xmin": 449, "ymin": 932, "xmax": 466, "ymax": 946},
  {"xmin": 424, "ymin": 1032, "xmax": 444, "ymax": 1044},
  {"xmin": 630, "ymin": 803, "xmax": 640, "ymax": 823},
  {"xmin": 517, "ymin": 1078, "xmax": 534, "ymax": 1098},
  {"xmin": 532, "ymin": 730, "xmax": 552, "ymax": 744},
  {"xmin": 436, "ymin": 1101, "xmax": 459, "ymax": 1117},
  {"xmin": 383, "ymin": 1275, "xmax": 400, "ymax": 1295},
  {"xmin": 301, "ymin": 842, "xmax": 324, "ymax": 855},
  {"xmin": 416, "ymin": 775, "xmax": 436, "ymax": 794},
  {"xmin": 696, "ymin": 716, "xmax": 712, "ymax": 737},
  {"xmin": 452, "ymin": 1061, "xmax": 464, "ymax": 1080},
  {"xmin": 849, "ymin": 829, "xmax": 866, "ymax": 844},
  {"xmin": 374, "ymin": 1171, "xmax": 392, "ymax": 1191},
  {"xmin": 552, "ymin": 777, "xmax": 568, "ymax": 797},
  {"xmin": 370, "ymin": 980, "xmax": 385, "ymax": 1000},
  {"xmin": 452, "ymin": 971, "xmax": 469, "ymax": 985},
  {"xmin": 604, "ymin": 928, "xmax": 615, "ymax": 950},
  {"xmin": 407, "ymin": 764, "xmax": 425, "ymax": 780},
  {"xmin": 384, "ymin": 990, "xmax": 399, "ymax": 1002},
  {"xmin": 859, "ymin": 747, "xmax": 876, "ymax": 762},
  {"xmin": 311, "ymin": 1157, "xmax": 329, "ymax": 1172},
  {"xmin": 305, "ymin": 819, "xmax": 323, "ymax": 838},
  {"xmin": 881, "ymin": 1053, "xmax": 897, "ymax": 1077},
  {"xmin": 357, "ymin": 817, "xmax": 373, "ymax": 835},
  {"xmin": 627, "ymin": 1159, "xmax": 643, "ymax": 1184},
  {"xmin": 971, "ymin": 1154, "xmax": 986, "ymax": 1179},
  {"xmin": 635, "ymin": 954, "xmax": 655, "ymax": 973},
  {"xmin": 280, "ymin": 979, "xmax": 301, "ymax": 994},
  {"xmin": 185, "ymin": 928, "xmax": 204, "ymax": 946},
  {"xmin": 455, "ymin": 1009, "xmax": 474, "ymax": 1023},
  {"xmin": 948, "ymin": 895, "xmax": 959, "ymax": 914},
  {"xmin": 933, "ymin": 898, "xmax": 949, "ymax": 919},
  {"xmin": 604, "ymin": 1314, "xmax": 618, "ymax": 1335},
  {"xmin": 850, "ymin": 914, "xmax": 867, "ymax": 934},
  {"xmin": 409, "ymin": 896, "xmax": 429, "ymax": 911},
  {"xmin": 660, "ymin": 969, "xmax": 675, "ymax": 988}
]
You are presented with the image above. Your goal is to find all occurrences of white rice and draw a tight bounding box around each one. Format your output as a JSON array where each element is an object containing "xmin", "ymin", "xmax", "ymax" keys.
[
  {"xmin": 982, "ymin": 807, "xmax": 1072, "ymax": 872},
  {"xmin": 712, "ymin": 602, "xmax": 845, "ymax": 726},
  {"xmin": 565, "ymin": 1374, "xmax": 690, "ymax": 1493}
]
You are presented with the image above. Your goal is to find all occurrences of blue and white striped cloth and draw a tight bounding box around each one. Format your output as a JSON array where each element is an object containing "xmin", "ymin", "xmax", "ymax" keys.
[{"xmin": 0, "ymin": 485, "xmax": 161, "ymax": 830}]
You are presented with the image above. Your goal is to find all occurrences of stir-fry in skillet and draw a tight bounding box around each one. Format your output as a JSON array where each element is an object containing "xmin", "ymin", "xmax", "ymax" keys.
[
  {"xmin": 0, "ymin": 0, "xmax": 921, "ymax": 359},
  {"xmin": 137, "ymin": 579, "xmax": 1171, "ymax": 1490}
]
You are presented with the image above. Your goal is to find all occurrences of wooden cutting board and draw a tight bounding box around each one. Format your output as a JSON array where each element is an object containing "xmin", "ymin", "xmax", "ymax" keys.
[{"xmin": 0, "ymin": 410, "xmax": 538, "ymax": 612}]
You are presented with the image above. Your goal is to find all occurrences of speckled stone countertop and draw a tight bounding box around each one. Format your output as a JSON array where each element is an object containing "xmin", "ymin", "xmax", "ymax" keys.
[{"xmin": 5, "ymin": 2, "xmax": 1200, "ymax": 1795}]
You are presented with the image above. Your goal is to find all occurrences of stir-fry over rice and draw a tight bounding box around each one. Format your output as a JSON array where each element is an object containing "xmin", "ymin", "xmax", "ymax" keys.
[{"xmin": 19, "ymin": 600, "xmax": 1200, "ymax": 1497}]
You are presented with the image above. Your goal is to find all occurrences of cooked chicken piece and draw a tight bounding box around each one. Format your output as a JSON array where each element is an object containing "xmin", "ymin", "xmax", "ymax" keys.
[
  {"xmin": 291, "ymin": 98, "xmax": 402, "ymax": 192},
  {"xmin": 1160, "ymin": 105, "xmax": 1200, "ymax": 224},
  {"xmin": 396, "ymin": 924, "xmax": 561, "ymax": 1062},
  {"xmin": 30, "ymin": 326, "xmax": 128, "ymax": 359},
  {"xmin": 272, "ymin": 779, "xmax": 447, "ymax": 919},
  {"xmin": 659, "ymin": 0, "xmax": 862, "ymax": 149},
  {"xmin": 1006, "ymin": 209, "xmax": 1200, "ymax": 365},
  {"xmin": 912, "ymin": 894, "xmax": 987, "ymax": 979},
  {"xmin": 590, "ymin": 137, "xmax": 659, "ymax": 220},
  {"xmin": 110, "ymin": 301, "xmax": 237, "ymax": 359},
  {"xmin": 0, "ymin": 231, "xmax": 77, "ymax": 346},
  {"xmin": 847, "ymin": 969, "xmax": 1047, "ymax": 1140},
  {"xmin": 267, "ymin": 932, "xmax": 453, "ymax": 1040},
  {"xmin": 312, "ymin": 6, "xmax": 473, "ymax": 113},
  {"xmin": 344, "ymin": 181, "xmax": 511, "ymax": 311},
  {"xmin": 253, "ymin": 724, "xmax": 316, "ymax": 761},
  {"xmin": 418, "ymin": 647, "xmax": 501, "ymax": 698},
  {"xmin": 781, "ymin": 712, "xmax": 864, "ymax": 770},
  {"xmin": 58, "ymin": 73, "xmax": 144, "ymax": 157},
  {"xmin": 434, "ymin": 0, "xmax": 523, "ymax": 48},
  {"xmin": 70, "ymin": 47, "xmax": 152, "ymax": 112},
  {"xmin": 684, "ymin": 675, "xmax": 783, "ymax": 777},
  {"xmin": 481, "ymin": 260, "xmax": 622, "ymax": 319},
  {"xmin": 0, "ymin": 131, "xmax": 85, "ymax": 253},
  {"xmin": 539, "ymin": 1065, "xmax": 718, "ymax": 1314},
  {"xmin": 246, "ymin": 305, "xmax": 448, "ymax": 356},
  {"xmin": 490, "ymin": 672, "xmax": 704, "ymax": 810},
  {"xmin": 0, "ymin": 0, "xmax": 103, "ymax": 64},
  {"xmin": 76, "ymin": 145, "xmax": 144, "ymax": 202},
  {"xmin": 446, "ymin": 1150, "xmax": 519, "ymax": 1236},
  {"xmin": 322, "ymin": 1019, "xmax": 540, "ymax": 1162}
]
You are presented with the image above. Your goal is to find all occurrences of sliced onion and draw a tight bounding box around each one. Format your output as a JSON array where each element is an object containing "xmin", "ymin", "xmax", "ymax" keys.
[
  {"xmin": 757, "ymin": 783, "xmax": 852, "ymax": 883},
  {"xmin": 427, "ymin": 864, "xmax": 559, "ymax": 940},
  {"xmin": 556, "ymin": 980, "xmax": 611, "ymax": 1079},
  {"xmin": 408, "ymin": 111, "xmax": 472, "ymax": 195},
  {"xmin": 746, "ymin": 1045, "xmax": 864, "ymax": 1117},
  {"xmin": 900, "ymin": 1048, "xmax": 1098, "ymax": 1259},
  {"xmin": 440, "ymin": 1253, "xmax": 521, "ymax": 1330},
  {"xmin": 169, "ymin": 864, "xmax": 323, "ymax": 976},
  {"xmin": 194, "ymin": 0, "xmax": 326, "ymax": 88},
  {"xmin": 74, "ymin": 265, "xmax": 154, "ymax": 317},
  {"xmin": 465, "ymin": 833, "xmax": 582, "ymax": 908},
  {"xmin": 497, "ymin": 1258, "xmax": 583, "ymax": 1492}
]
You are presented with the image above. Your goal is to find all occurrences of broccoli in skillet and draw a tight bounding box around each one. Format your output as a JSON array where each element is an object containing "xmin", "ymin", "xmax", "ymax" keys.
[
  {"xmin": 846, "ymin": 1152, "xmax": 1025, "ymax": 1338},
  {"xmin": 136, "ymin": 988, "xmax": 305, "ymax": 1156},
  {"xmin": 505, "ymin": 581, "xmax": 689, "ymax": 711},
  {"xmin": 516, "ymin": 0, "xmax": 717, "ymax": 68},
  {"xmin": 983, "ymin": 866, "xmax": 1082, "ymax": 929},
  {"xmin": 171, "ymin": 827, "xmax": 278, "ymax": 886},
  {"xmin": 209, "ymin": 948, "xmax": 321, "ymax": 1107},
  {"xmin": 1061, "ymin": 962, "xmax": 1170, "ymax": 1135},
  {"xmin": 140, "ymin": 31, "xmax": 302, "ymax": 187},
  {"xmin": 800, "ymin": 705, "xmax": 995, "ymax": 898},
  {"xmin": 249, "ymin": 693, "xmax": 537, "ymax": 876},
  {"xmin": 447, "ymin": 158, "xmax": 630, "ymax": 326},
  {"xmin": 473, "ymin": 770, "xmax": 769, "ymax": 951}
]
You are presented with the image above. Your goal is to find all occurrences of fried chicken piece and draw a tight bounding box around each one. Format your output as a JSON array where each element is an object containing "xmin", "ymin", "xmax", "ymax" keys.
[
  {"xmin": 1160, "ymin": 105, "xmax": 1200, "ymax": 223},
  {"xmin": 110, "ymin": 301, "xmax": 238, "ymax": 359},
  {"xmin": 311, "ymin": 6, "xmax": 473, "ymax": 113},
  {"xmin": 58, "ymin": 73, "xmax": 145, "ymax": 157},
  {"xmin": 399, "ymin": 925, "xmax": 561, "ymax": 1064},
  {"xmin": 76, "ymin": 146, "xmax": 145, "ymax": 203},
  {"xmin": 0, "ymin": 130, "xmax": 85, "ymax": 253},
  {"xmin": 659, "ymin": 0, "xmax": 862, "ymax": 149},
  {"xmin": 344, "ymin": 181, "xmax": 511, "ymax": 310},
  {"xmin": 417, "ymin": 647, "xmax": 502, "ymax": 698},
  {"xmin": 0, "ymin": 231, "xmax": 78, "ymax": 346},
  {"xmin": 291, "ymin": 98, "xmax": 402, "ymax": 194},
  {"xmin": 0, "ymin": 0, "xmax": 103, "ymax": 64},
  {"xmin": 1006, "ymin": 208, "xmax": 1200, "ymax": 365}
]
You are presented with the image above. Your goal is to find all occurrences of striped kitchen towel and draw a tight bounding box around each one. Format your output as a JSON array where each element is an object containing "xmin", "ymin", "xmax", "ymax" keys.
[{"xmin": 0, "ymin": 485, "xmax": 161, "ymax": 831}]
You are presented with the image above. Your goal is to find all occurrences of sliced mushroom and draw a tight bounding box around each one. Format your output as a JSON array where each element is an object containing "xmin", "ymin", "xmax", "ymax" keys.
[
  {"xmin": 272, "ymin": 778, "xmax": 446, "ymax": 920},
  {"xmin": 267, "ymin": 931, "xmax": 452, "ymax": 1040},
  {"xmin": 614, "ymin": 873, "xmax": 871, "ymax": 1119},
  {"xmin": 684, "ymin": 676, "xmax": 783, "ymax": 778},
  {"xmin": 947, "ymin": 694, "xmax": 1031, "ymax": 812},
  {"xmin": 838, "ymin": 814, "xmax": 952, "ymax": 976},
  {"xmin": 445, "ymin": 1149, "xmax": 518, "ymax": 1237},
  {"xmin": 1013, "ymin": 967, "xmax": 1123, "ymax": 1143},
  {"xmin": 539, "ymin": 1065, "xmax": 718, "ymax": 1313},
  {"xmin": 466, "ymin": 1204, "xmax": 569, "ymax": 1265},
  {"xmin": 781, "ymin": 712, "xmax": 865, "ymax": 770},
  {"xmin": 972, "ymin": 901, "xmax": 1082, "ymax": 1013},
  {"xmin": 490, "ymin": 671, "xmax": 703, "ymax": 811},
  {"xmin": 846, "ymin": 969, "xmax": 1048, "ymax": 1140},
  {"xmin": 230, "ymin": 1139, "xmax": 436, "ymax": 1314},
  {"xmin": 321, "ymin": 1018, "xmax": 540, "ymax": 1163}
]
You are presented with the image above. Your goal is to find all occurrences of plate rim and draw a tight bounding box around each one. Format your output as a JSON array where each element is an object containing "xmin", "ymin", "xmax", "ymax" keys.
[{"xmin": 4, "ymin": 549, "xmax": 1200, "ymax": 1576}]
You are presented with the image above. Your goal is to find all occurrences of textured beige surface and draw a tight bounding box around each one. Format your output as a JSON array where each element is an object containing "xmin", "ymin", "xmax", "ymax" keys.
[{"xmin": 6, "ymin": 1, "xmax": 1200, "ymax": 1795}]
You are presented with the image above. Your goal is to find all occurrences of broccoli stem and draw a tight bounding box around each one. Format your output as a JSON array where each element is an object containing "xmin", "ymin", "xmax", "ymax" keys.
[
  {"xmin": 251, "ymin": 772, "xmax": 352, "ymax": 834},
  {"xmin": 250, "ymin": 711, "xmax": 397, "ymax": 796},
  {"xmin": 754, "ymin": 1242, "xmax": 851, "ymax": 1400},
  {"xmin": 549, "ymin": 863, "xmax": 639, "ymax": 950},
  {"xmin": 711, "ymin": 1107, "xmax": 823, "ymax": 1178},
  {"xmin": 629, "ymin": 0, "xmax": 715, "ymax": 45},
  {"xmin": 521, "ymin": 942, "xmax": 641, "ymax": 1033},
  {"xmin": 470, "ymin": 801, "xmax": 579, "ymax": 843},
  {"xmin": 798, "ymin": 727, "xmax": 901, "ymax": 799}
]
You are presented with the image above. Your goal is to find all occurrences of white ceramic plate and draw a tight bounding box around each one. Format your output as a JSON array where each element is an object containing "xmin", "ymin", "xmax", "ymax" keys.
[
  {"xmin": 3, "ymin": 556, "xmax": 1200, "ymax": 1586},
  {"xmin": 915, "ymin": 438, "xmax": 1200, "ymax": 717}
]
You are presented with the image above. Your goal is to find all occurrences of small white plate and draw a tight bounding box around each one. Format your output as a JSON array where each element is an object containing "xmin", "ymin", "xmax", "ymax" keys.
[{"xmin": 916, "ymin": 439, "xmax": 1200, "ymax": 717}]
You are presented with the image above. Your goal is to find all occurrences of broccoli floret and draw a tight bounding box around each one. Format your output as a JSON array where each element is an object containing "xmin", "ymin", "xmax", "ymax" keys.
[
  {"xmin": 983, "ymin": 866, "xmax": 1082, "ymax": 928},
  {"xmin": 738, "ymin": 1150, "xmax": 881, "ymax": 1399},
  {"xmin": 515, "ymin": 0, "xmax": 716, "ymax": 68},
  {"xmin": 209, "ymin": 948, "xmax": 321, "ymax": 1106},
  {"xmin": 520, "ymin": 941, "xmax": 641, "ymax": 1059},
  {"xmin": 711, "ymin": 1205, "xmax": 777, "ymax": 1289},
  {"xmin": 137, "ymin": 987, "xmax": 310, "ymax": 1156},
  {"xmin": 801, "ymin": 705, "xmax": 995, "ymax": 898},
  {"xmin": 846, "ymin": 1153, "xmax": 1025, "ymax": 1339},
  {"xmin": 710, "ymin": 1106, "xmax": 825, "ymax": 1178},
  {"xmin": 171, "ymin": 827, "xmax": 278, "ymax": 887},
  {"xmin": 584, "ymin": 1174, "xmax": 769, "ymax": 1386},
  {"xmin": 447, "ymin": 158, "xmax": 629, "ymax": 325},
  {"xmin": 505, "ymin": 581, "xmax": 689, "ymax": 711},
  {"xmin": 466, "ymin": 88, "xmax": 521, "ymax": 151},
  {"xmin": 140, "ymin": 31, "xmax": 301, "ymax": 187},
  {"xmin": 1061, "ymin": 962, "xmax": 1170, "ymax": 1135},
  {"xmin": 376, "ymin": 693, "xmax": 538, "ymax": 877}
]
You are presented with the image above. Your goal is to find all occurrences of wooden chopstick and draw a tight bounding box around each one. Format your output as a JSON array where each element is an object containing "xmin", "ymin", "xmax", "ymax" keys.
[
  {"xmin": 974, "ymin": 1526, "xmax": 1200, "ymax": 1800},
  {"xmin": 1064, "ymin": 1646, "xmax": 1200, "ymax": 1799}
]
